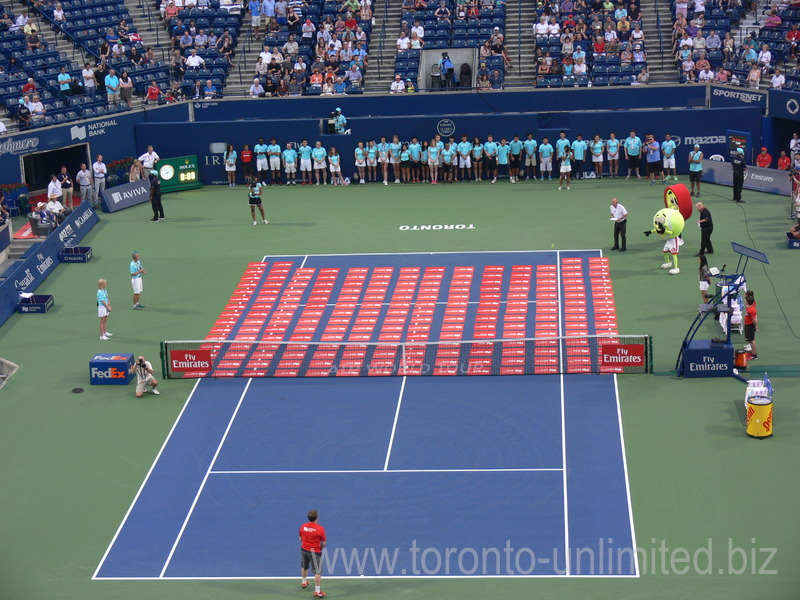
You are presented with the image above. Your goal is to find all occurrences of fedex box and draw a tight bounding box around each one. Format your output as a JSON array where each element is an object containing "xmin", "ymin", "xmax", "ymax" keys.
[{"xmin": 90, "ymin": 353, "xmax": 135, "ymax": 385}]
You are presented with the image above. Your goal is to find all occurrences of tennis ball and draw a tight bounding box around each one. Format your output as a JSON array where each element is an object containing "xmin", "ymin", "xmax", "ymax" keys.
[{"xmin": 551, "ymin": 243, "xmax": 555, "ymax": 249}]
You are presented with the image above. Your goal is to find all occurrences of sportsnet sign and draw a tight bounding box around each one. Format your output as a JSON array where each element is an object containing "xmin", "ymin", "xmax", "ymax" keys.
[
  {"xmin": 99, "ymin": 178, "xmax": 151, "ymax": 213},
  {"xmin": 169, "ymin": 349, "xmax": 212, "ymax": 373},
  {"xmin": 600, "ymin": 344, "xmax": 645, "ymax": 367}
]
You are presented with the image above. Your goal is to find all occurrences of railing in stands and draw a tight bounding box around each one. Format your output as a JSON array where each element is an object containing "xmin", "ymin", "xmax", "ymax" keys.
[
  {"xmin": 378, "ymin": 0, "xmax": 389, "ymax": 82},
  {"xmin": 654, "ymin": 0, "xmax": 666, "ymax": 75},
  {"xmin": 516, "ymin": 0, "xmax": 521, "ymax": 78}
]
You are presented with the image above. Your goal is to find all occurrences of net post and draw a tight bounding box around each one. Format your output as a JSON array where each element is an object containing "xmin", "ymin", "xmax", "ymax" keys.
[
  {"xmin": 647, "ymin": 335, "xmax": 653, "ymax": 373},
  {"xmin": 401, "ymin": 342, "xmax": 406, "ymax": 376},
  {"xmin": 160, "ymin": 341, "xmax": 167, "ymax": 379}
]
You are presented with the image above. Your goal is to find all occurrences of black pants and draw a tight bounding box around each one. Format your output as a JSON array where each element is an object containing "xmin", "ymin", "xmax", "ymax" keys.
[
  {"xmin": 699, "ymin": 225, "xmax": 713, "ymax": 254},
  {"xmin": 572, "ymin": 159, "xmax": 583, "ymax": 179},
  {"xmin": 732, "ymin": 172, "xmax": 744, "ymax": 201},
  {"xmin": 151, "ymin": 193, "xmax": 164, "ymax": 219},
  {"xmin": 614, "ymin": 219, "xmax": 627, "ymax": 250}
]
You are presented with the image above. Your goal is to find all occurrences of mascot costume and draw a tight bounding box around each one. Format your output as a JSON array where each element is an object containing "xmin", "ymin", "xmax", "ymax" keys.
[{"xmin": 643, "ymin": 184, "xmax": 693, "ymax": 275}]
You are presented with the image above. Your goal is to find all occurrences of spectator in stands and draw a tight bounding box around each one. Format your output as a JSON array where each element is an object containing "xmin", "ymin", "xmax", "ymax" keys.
[
  {"xmin": 249, "ymin": 77, "xmax": 266, "ymax": 97},
  {"xmin": 410, "ymin": 31, "xmax": 424, "ymax": 49},
  {"xmin": 220, "ymin": 36, "xmax": 236, "ymax": 66},
  {"xmin": 195, "ymin": 29, "xmax": 209, "ymax": 47},
  {"xmin": 94, "ymin": 61, "xmax": 108, "ymax": 92},
  {"xmin": 308, "ymin": 67, "xmax": 323, "ymax": 89},
  {"xmin": 288, "ymin": 75, "xmax": 303, "ymax": 95},
  {"xmin": 620, "ymin": 45, "xmax": 633, "ymax": 65},
  {"xmin": 119, "ymin": 71, "xmax": 134, "ymax": 107},
  {"xmin": 185, "ymin": 48, "xmax": 205, "ymax": 68},
  {"xmin": 772, "ymin": 68, "xmax": 786, "ymax": 89},
  {"xmin": 695, "ymin": 51, "xmax": 711, "ymax": 72},
  {"xmin": 746, "ymin": 63, "xmax": 761, "ymax": 87},
  {"xmin": 492, "ymin": 36, "xmax": 511, "ymax": 67},
  {"xmin": 10, "ymin": 10, "xmax": 28, "ymax": 32},
  {"xmin": 757, "ymin": 44, "xmax": 772, "ymax": 74},
  {"xmin": 53, "ymin": 3, "xmax": 66, "ymax": 27},
  {"xmin": 698, "ymin": 65, "xmax": 714, "ymax": 83},
  {"xmin": 604, "ymin": 22, "xmax": 617, "ymax": 43},
  {"xmin": 275, "ymin": 0, "xmax": 288, "ymax": 25},
  {"xmin": 333, "ymin": 76, "xmax": 346, "ymax": 94},
  {"xmin": 360, "ymin": 0, "xmax": 372, "ymax": 20},
  {"xmin": 128, "ymin": 46, "xmax": 144, "ymax": 66},
  {"xmin": 287, "ymin": 8, "xmax": 301, "ymax": 31},
  {"xmin": 112, "ymin": 40, "xmax": 126, "ymax": 59},
  {"xmin": 16, "ymin": 98, "xmax": 31, "ymax": 128},
  {"xmin": 721, "ymin": 32, "xmax": 734, "ymax": 62},
  {"xmin": 786, "ymin": 24, "xmax": 800, "ymax": 59},
  {"xmin": 692, "ymin": 30, "xmax": 705, "ymax": 51},
  {"xmin": 396, "ymin": 31, "xmax": 411, "ymax": 53},
  {"xmin": 117, "ymin": 20, "xmax": 131, "ymax": 43},
  {"xmin": 22, "ymin": 78, "xmax": 37, "ymax": 95},
  {"xmin": 704, "ymin": 29, "xmax": 720, "ymax": 52},
  {"xmin": 30, "ymin": 94, "xmax": 45, "ymax": 120},
  {"xmin": 55, "ymin": 66, "xmax": 71, "ymax": 98},
  {"xmin": 105, "ymin": 69, "xmax": 121, "ymax": 106},
  {"xmin": 283, "ymin": 34, "xmax": 300, "ymax": 55},
  {"xmin": 534, "ymin": 15, "xmax": 549, "ymax": 34},
  {"xmin": 765, "ymin": 8, "xmax": 782, "ymax": 27},
  {"xmin": 144, "ymin": 47, "xmax": 156, "ymax": 64},
  {"xmin": 490, "ymin": 69, "xmax": 503, "ymax": 89},
  {"xmin": 743, "ymin": 44, "xmax": 757, "ymax": 64},
  {"xmin": 715, "ymin": 67, "xmax": 729, "ymax": 83},
  {"xmin": 390, "ymin": 73, "xmax": 405, "ymax": 92},
  {"xmin": 262, "ymin": 0, "xmax": 276, "ymax": 23},
  {"xmin": 302, "ymin": 18, "xmax": 316, "ymax": 42},
  {"xmin": 187, "ymin": 19, "xmax": 198, "ymax": 36},
  {"xmin": 616, "ymin": 16, "xmax": 630, "ymax": 41},
  {"xmin": 249, "ymin": 0, "xmax": 263, "ymax": 37},
  {"xmin": 267, "ymin": 16, "xmax": 280, "ymax": 32},
  {"xmin": 31, "ymin": 203, "xmax": 56, "ymax": 229},
  {"xmin": 204, "ymin": 79, "xmax": 217, "ymax": 98},
  {"xmin": 144, "ymin": 80, "xmax": 162, "ymax": 104},
  {"xmin": 756, "ymin": 147, "xmax": 772, "ymax": 168},
  {"xmin": 630, "ymin": 23, "xmax": 644, "ymax": 45},
  {"xmin": 778, "ymin": 150, "xmax": 791, "ymax": 170},
  {"xmin": 164, "ymin": 0, "xmax": 179, "ymax": 21},
  {"xmin": 179, "ymin": 29, "xmax": 194, "ymax": 49},
  {"xmin": 254, "ymin": 56, "xmax": 269, "ymax": 77},
  {"xmin": 477, "ymin": 74, "xmax": 491, "ymax": 90},
  {"xmin": 26, "ymin": 28, "xmax": 44, "ymax": 50}
]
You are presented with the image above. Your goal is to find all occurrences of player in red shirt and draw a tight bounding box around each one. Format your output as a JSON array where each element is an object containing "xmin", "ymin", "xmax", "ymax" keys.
[
  {"xmin": 299, "ymin": 509, "xmax": 327, "ymax": 598},
  {"xmin": 756, "ymin": 147, "xmax": 773, "ymax": 169},
  {"xmin": 744, "ymin": 290, "xmax": 758, "ymax": 360},
  {"xmin": 241, "ymin": 144, "xmax": 253, "ymax": 181}
]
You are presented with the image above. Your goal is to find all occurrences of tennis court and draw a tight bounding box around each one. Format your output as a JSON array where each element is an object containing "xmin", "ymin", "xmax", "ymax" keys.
[{"xmin": 94, "ymin": 251, "xmax": 638, "ymax": 580}]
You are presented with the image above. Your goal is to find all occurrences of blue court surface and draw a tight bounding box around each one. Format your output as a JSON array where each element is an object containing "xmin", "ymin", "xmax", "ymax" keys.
[{"xmin": 94, "ymin": 252, "xmax": 638, "ymax": 579}]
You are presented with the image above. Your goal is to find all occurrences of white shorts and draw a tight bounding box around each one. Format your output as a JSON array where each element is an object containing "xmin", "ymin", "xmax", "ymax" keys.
[
  {"xmin": 560, "ymin": 165, "xmax": 572, "ymax": 173},
  {"xmin": 458, "ymin": 155, "xmax": 471, "ymax": 168},
  {"xmin": 257, "ymin": 157, "xmax": 269, "ymax": 171},
  {"xmin": 663, "ymin": 156, "xmax": 676, "ymax": 168},
  {"xmin": 592, "ymin": 154, "xmax": 604, "ymax": 163},
  {"xmin": 608, "ymin": 151, "xmax": 619, "ymax": 160},
  {"xmin": 699, "ymin": 281, "xmax": 710, "ymax": 291},
  {"xmin": 131, "ymin": 277, "xmax": 143, "ymax": 294},
  {"xmin": 98, "ymin": 305, "xmax": 108, "ymax": 318},
  {"xmin": 390, "ymin": 156, "xmax": 400, "ymax": 164},
  {"xmin": 136, "ymin": 374, "xmax": 155, "ymax": 394},
  {"xmin": 541, "ymin": 157, "xmax": 552, "ymax": 169},
  {"xmin": 428, "ymin": 158, "xmax": 439, "ymax": 166},
  {"xmin": 269, "ymin": 156, "xmax": 281, "ymax": 170},
  {"xmin": 663, "ymin": 237, "xmax": 685, "ymax": 254},
  {"xmin": 300, "ymin": 158, "xmax": 312, "ymax": 171},
  {"xmin": 225, "ymin": 164, "xmax": 236, "ymax": 172},
  {"xmin": 251, "ymin": 14, "xmax": 261, "ymax": 26},
  {"xmin": 314, "ymin": 161, "xmax": 327, "ymax": 170},
  {"xmin": 525, "ymin": 155, "xmax": 537, "ymax": 166},
  {"xmin": 329, "ymin": 164, "xmax": 341, "ymax": 172},
  {"xmin": 367, "ymin": 157, "xmax": 377, "ymax": 166},
  {"xmin": 285, "ymin": 163, "xmax": 297, "ymax": 173},
  {"xmin": 355, "ymin": 158, "xmax": 366, "ymax": 167},
  {"xmin": 378, "ymin": 156, "xmax": 388, "ymax": 163}
]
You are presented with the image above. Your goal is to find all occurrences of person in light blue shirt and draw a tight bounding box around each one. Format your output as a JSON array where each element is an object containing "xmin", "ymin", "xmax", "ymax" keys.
[
  {"xmin": 645, "ymin": 133, "xmax": 665, "ymax": 186},
  {"xmin": 558, "ymin": 146, "xmax": 572, "ymax": 190},
  {"xmin": 420, "ymin": 141, "xmax": 429, "ymax": 182},
  {"xmin": 329, "ymin": 146, "xmax": 344, "ymax": 185},
  {"xmin": 298, "ymin": 139, "xmax": 313, "ymax": 185},
  {"xmin": 367, "ymin": 140, "xmax": 378, "ymax": 182},
  {"xmin": 248, "ymin": 0, "xmax": 262, "ymax": 37},
  {"xmin": 661, "ymin": 133, "xmax": 677, "ymax": 180},
  {"xmin": 312, "ymin": 141, "xmax": 327, "ymax": 185},
  {"xmin": 509, "ymin": 134, "xmax": 523, "ymax": 183},
  {"xmin": 389, "ymin": 135, "xmax": 402, "ymax": 183},
  {"xmin": 130, "ymin": 252, "xmax": 145, "ymax": 309},
  {"xmin": 456, "ymin": 134, "xmax": 473, "ymax": 182},
  {"xmin": 571, "ymin": 134, "xmax": 588, "ymax": 180},
  {"xmin": 688, "ymin": 144, "xmax": 703, "ymax": 196},
  {"xmin": 471, "ymin": 137, "xmax": 484, "ymax": 181},
  {"xmin": 408, "ymin": 136, "xmax": 422, "ymax": 182},
  {"xmin": 267, "ymin": 138, "xmax": 282, "ymax": 184},
  {"xmin": 334, "ymin": 107, "xmax": 347, "ymax": 133},
  {"xmin": 555, "ymin": 131, "xmax": 571, "ymax": 159},
  {"xmin": 282, "ymin": 142, "xmax": 298, "ymax": 185},
  {"xmin": 377, "ymin": 136, "xmax": 390, "ymax": 184},
  {"xmin": 428, "ymin": 138, "xmax": 440, "ymax": 184},
  {"xmin": 262, "ymin": 0, "xmax": 276, "ymax": 19},
  {"xmin": 57, "ymin": 67, "xmax": 72, "ymax": 95},
  {"xmin": 623, "ymin": 130, "xmax": 642, "ymax": 179},
  {"xmin": 538, "ymin": 136, "xmax": 554, "ymax": 180},
  {"xmin": 105, "ymin": 69, "xmax": 120, "ymax": 105},
  {"xmin": 399, "ymin": 143, "xmax": 411, "ymax": 184},
  {"xmin": 354, "ymin": 141, "xmax": 367, "ymax": 183},
  {"xmin": 483, "ymin": 135, "xmax": 498, "ymax": 183},
  {"xmin": 224, "ymin": 144, "xmax": 237, "ymax": 187},
  {"xmin": 523, "ymin": 133, "xmax": 538, "ymax": 180},
  {"xmin": 97, "ymin": 279, "xmax": 112, "ymax": 341},
  {"xmin": 441, "ymin": 142, "xmax": 456, "ymax": 183},
  {"xmin": 590, "ymin": 134, "xmax": 605, "ymax": 178},
  {"xmin": 606, "ymin": 132, "xmax": 620, "ymax": 177},
  {"xmin": 497, "ymin": 139, "xmax": 511, "ymax": 182},
  {"xmin": 254, "ymin": 137, "xmax": 269, "ymax": 184}
]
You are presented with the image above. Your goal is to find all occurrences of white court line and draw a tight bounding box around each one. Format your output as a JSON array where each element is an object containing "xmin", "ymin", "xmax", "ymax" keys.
[
  {"xmin": 158, "ymin": 378, "xmax": 253, "ymax": 578},
  {"xmin": 209, "ymin": 468, "xmax": 563, "ymax": 475},
  {"xmin": 614, "ymin": 373, "xmax": 641, "ymax": 577},
  {"xmin": 94, "ymin": 574, "xmax": 639, "ymax": 581},
  {"xmin": 92, "ymin": 378, "xmax": 202, "ymax": 580},
  {"xmin": 383, "ymin": 376, "xmax": 406, "ymax": 471},
  {"xmin": 556, "ymin": 250, "xmax": 571, "ymax": 577},
  {"xmin": 299, "ymin": 255, "xmax": 309, "ymax": 268},
  {"xmin": 256, "ymin": 249, "xmax": 601, "ymax": 258}
]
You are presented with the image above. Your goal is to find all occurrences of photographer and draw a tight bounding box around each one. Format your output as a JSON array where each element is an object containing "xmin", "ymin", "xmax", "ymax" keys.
[
  {"xmin": 133, "ymin": 356, "xmax": 160, "ymax": 397},
  {"xmin": 332, "ymin": 107, "xmax": 348, "ymax": 134}
]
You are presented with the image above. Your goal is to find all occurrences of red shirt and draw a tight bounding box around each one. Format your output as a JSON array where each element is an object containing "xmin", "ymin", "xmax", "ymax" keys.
[
  {"xmin": 756, "ymin": 152, "xmax": 772, "ymax": 168},
  {"xmin": 241, "ymin": 149, "xmax": 253, "ymax": 163},
  {"xmin": 146, "ymin": 84, "xmax": 160, "ymax": 100},
  {"xmin": 299, "ymin": 521, "xmax": 326, "ymax": 553},
  {"xmin": 787, "ymin": 30, "xmax": 800, "ymax": 42},
  {"xmin": 744, "ymin": 302, "xmax": 757, "ymax": 325},
  {"xmin": 778, "ymin": 155, "xmax": 790, "ymax": 171}
]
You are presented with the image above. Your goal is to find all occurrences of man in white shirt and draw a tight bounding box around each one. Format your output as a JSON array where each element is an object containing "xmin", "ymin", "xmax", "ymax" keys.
[
  {"xmin": 259, "ymin": 44, "xmax": 272, "ymax": 63},
  {"xmin": 390, "ymin": 73, "xmax": 406, "ymax": 92},
  {"xmin": 698, "ymin": 67, "xmax": 714, "ymax": 83},
  {"xmin": 138, "ymin": 145, "xmax": 160, "ymax": 170},
  {"xmin": 47, "ymin": 175, "xmax": 73, "ymax": 223},
  {"xmin": 82, "ymin": 63, "xmax": 96, "ymax": 97},
  {"xmin": 396, "ymin": 31, "xmax": 410, "ymax": 51},
  {"xmin": 92, "ymin": 155, "xmax": 107, "ymax": 206},
  {"xmin": 610, "ymin": 197, "xmax": 628, "ymax": 252},
  {"xmin": 283, "ymin": 34, "xmax": 299, "ymax": 55},
  {"xmin": 534, "ymin": 16, "xmax": 549, "ymax": 35},
  {"xmin": 47, "ymin": 173, "xmax": 62, "ymax": 203},
  {"xmin": 184, "ymin": 49, "xmax": 205, "ymax": 67},
  {"xmin": 771, "ymin": 68, "xmax": 785, "ymax": 89},
  {"xmin": 76, "ymin": 162, "xmax": 94, "ymax": 206},
  {"xmin": 411, "ymin": 19, "xmax": 425, "ymax": 39},
  {"xmin": 705, "ymin": 29, "xmax": 721, "ymax": 49}
]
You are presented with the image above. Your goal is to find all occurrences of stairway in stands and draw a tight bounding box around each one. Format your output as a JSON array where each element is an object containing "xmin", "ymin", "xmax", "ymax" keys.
[
  {"xmin": 640, "ymin": 0, "xmax": 680, "ymax": 83},
  {"xmin": 502, "ymin": 0, "xmax": 537, "ymax": 87}
]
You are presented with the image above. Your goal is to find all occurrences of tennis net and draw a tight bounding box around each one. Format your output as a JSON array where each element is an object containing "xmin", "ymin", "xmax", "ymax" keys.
[{"xmin": 160, "ymin": 335, "xmax": 652, "ymax": 379}]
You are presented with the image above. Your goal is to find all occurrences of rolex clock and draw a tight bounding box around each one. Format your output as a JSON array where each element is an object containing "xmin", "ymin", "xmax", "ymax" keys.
[{"xmin": 157, "ymin": 155, "xmax": 201, "ymax": 193}]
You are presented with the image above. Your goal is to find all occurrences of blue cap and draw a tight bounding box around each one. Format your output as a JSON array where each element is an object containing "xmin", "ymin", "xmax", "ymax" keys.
[{"xmin": 737, "ymin": 147, "xmax": 744, "ymax": 155}]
